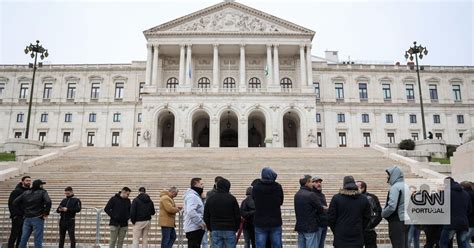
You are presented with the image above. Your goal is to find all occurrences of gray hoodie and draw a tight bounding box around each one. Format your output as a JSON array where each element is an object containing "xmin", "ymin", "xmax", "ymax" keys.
[
  {"xmin": 183, "ymin": 188, "xmax": 205, "ymax": 233},
  {"xmin": 381, "ymin": 166, "xmax": 405, "ymax": 221}
]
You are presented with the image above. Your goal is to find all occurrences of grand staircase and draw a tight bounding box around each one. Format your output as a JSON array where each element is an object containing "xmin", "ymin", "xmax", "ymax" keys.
[{"xmin": 0, "ymin": 147, "xmax": 418, "ymax": 247}]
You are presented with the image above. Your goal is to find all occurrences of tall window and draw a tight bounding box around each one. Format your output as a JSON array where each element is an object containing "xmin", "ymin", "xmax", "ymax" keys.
[
  {"xmin": 138, "ymin": 113, "xmax": 142, "ymax": 123},
  {"xmin": 280, "ymin": 77, "xmax": 292, "ymax": 89},
  {"xmin": 67, "ymin": 83, "xmax": 76, "ymax": 99},
  {"xmin": 38, "ymin": 132, "xmax": 46, "ymax": 142},
  {"xmin": 16, "ymin": 113, "xmax": 24, "ymax": 123},
  {"xmin": 337, "ymin": 113, "xmax": 345, "ymax": 123},
  {"xmin": 363, "ymin": 132, "xmax": 371, "ymax": 147},
  {"xmin": 166, "ymin": 77, "xmax": 179, "ymax": 88},
  {"xmin": 339, "ymin": 132, "xmax": 347, "ymax": 147},
  {"xmin": 382, "ymin": 84, "xmax": 391, "ymax": 100},
  {"xmin": 359, "ymin": 83, "xmax": 368, "ymax": 100},
  {"xmin": 65, "ymin": 113, "xmax": 73, "ymax": 123},
  {"xmin": 139, "ymin": 82, "xmax": 145, "ymax": 99},
  {"xmin": 335, "ymin": 83, "xmax": 344, "ymax": 99},
  {"xmin": 115, "ymin": 82, "xmax": 124, "ymax": 99},
  {"xmin": 43, "ymin": 83, "xmax": 52, "ymax": 99},
  {"xmin": 89, "ymin": 113, "xmax": 97, "ymax": 122},
  {"xmin": 435, "ymin": 133, "xmax": 443, "ymax": 140},
  {"xmin": 388, "ymin": 132, "xmax": 395, "ymax": 144},
  {"xmin": 63, "ymin": 132, "xmax": 71, "ymax": 143},
  {"xmin": 198, "ymin": 77, "xmax": 211, "ymax": 88},
  {"xmin": 317, "ymin": 132, "xmax": 322, "ymax": 147},
  {"xmin": 457, "ymin": 115, "xmax": 464, "ymax": 124},
  {"xmin": 112, "ymin": 132, "xmax": 120, "ymax": 146},
  {"xmin": 223, "ymin": 77, "xmax": 236, "ymax": 88},
  {"xmin": 14, "ymin": 132, "xmax": 22, "ymax": 139},
  {"xmin": 433, "ymin": 114, "xmax": 441, "ymax": 124},
  {"xmin": 40, "ymin": 113, "xmax": 48, "ymax": 123},
  {"xmin": 316, "ymin": 113, "xmax": 321, "ymax": 123},
  {"xmin": 411, "ymin": 133, "xmax": 419, "ymax": 141},
  {"xmin": 91, "ymin": 83, "xmax": 100, "ymax": 99},
  {"xmin": 0, "ymin": 83, "xmax": 5, "ymax": 98},
  {"xmin": 314, "ymin": 82, "xmax": 320, "ymax": 99},
  {"xmin": 136, "ymin": 131, "xmax": 141, "ymax": 147},
  {"xmin": 19, "ymin": 83, "xmax": 29, "ymax": 99},
  {"xmin": 113, "ymin": 113, "xmax": 121, "ymax": 122},
  {"xmin": 87, "ymin": 132, "xmax": 95, "ymax": 147},
  {"xmin": 362, "ymin": 114, "xmax": 370, "ymax": 123},
  {"xmin": 409, "ymin": 114, "xmax": 417, "ymax": 124},
  {"xmin": 406, "ymin": 84, "xmax": 415, "ymax": 100},
  {"xmin": 429, "ymin": 84, "xmax": 438, "ymax": 100},
  {"xmin": 248, "ymin": 77, "xmax": 261, "ymax": 88},
  {"xmin": 452, "ymin": 85, "xmax": 461, "ymax": 101},
  {"xmin": 386, "ymin": 114, "xmax": 394, "ymax": 124}
]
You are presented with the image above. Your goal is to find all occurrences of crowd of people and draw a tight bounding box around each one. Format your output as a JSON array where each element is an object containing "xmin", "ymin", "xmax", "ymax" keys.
[{"xmin": 6, "ymin": 166, "xmax": 474, "ymax": 248}]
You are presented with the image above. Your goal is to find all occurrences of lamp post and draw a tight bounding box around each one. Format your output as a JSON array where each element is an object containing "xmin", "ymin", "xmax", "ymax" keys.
[
  {"xmin": 405, "ymin": 41, "xmax": 428, "ymax": 139},
  {"xmin": 24, "ymin": 40, "xmax": 48, "ymax": 139}
]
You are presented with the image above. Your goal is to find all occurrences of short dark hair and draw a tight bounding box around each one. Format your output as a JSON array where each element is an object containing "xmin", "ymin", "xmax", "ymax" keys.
[
  {"xmin": 214, "ymin": 176, "xmax": 225, "ymax": 183},
  {"xmin": 138, "ymin": 187, "xmax": 146, "ymax": 193},
  {"xmin": 299, "ymin": 175, "xmax": 312, "ymax": 187},
  {"xmin": 190, "ymin": 178, "xmax": 202, "ymax": 187},
  {"xmin": 21, "ymin": 176, "xmax": 31, "ymax": 181},
  {"xmin": 64, "ymin": 186, "xmax": 73, "ymax": 192},
  {"xmin": 122, "ymin": 187, "xmax": 131, "ymax": 192},
  {"xmin": 357, "ymin": 181, "xmax": 367, "ymax": 192}
]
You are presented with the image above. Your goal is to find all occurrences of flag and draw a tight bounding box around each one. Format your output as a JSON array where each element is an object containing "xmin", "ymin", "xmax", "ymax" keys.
[{"xmin": 264, "ymin": 64, "xmax": 269, "ymax": 76}]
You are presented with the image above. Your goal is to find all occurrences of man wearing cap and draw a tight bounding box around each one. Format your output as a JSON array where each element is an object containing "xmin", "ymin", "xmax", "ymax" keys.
[
  {"xmin": 57, "ymin": 186, "xmax": 82, "ymax": 248},
  {"xmin": 105, "ymin": 187, "xmax": 132, "ymax": 248},
  {"xmin": 311, "ymin": 176, "xmax": 329, "ymax": 248},
  {"xmin": 13, "ymin": 179, "xmax": 51, "ymax": 248},
  {"xmin": 130, "ymin": 187, "xmax": 156, "ymax": 248}
]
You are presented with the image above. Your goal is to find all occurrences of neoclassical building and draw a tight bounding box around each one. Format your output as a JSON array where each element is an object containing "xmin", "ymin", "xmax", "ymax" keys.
[{"xmin": 0, "ymin": 0, "xmax": 473, "ymax": 148}]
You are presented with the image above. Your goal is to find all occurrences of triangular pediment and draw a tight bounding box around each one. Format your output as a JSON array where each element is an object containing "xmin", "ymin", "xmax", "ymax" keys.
[{"xmin": 144, "ymin": 1, "xmax": 315, "ymax": 37}]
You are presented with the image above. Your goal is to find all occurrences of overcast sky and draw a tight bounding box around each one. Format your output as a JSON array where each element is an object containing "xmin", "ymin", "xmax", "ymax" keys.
[{"xmin": 1, "ymin": 0, "xmax": 472, "ymax": 66}]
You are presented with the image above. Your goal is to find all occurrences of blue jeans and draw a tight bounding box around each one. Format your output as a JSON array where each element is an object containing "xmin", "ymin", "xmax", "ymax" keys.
[
  {"xmin": 19, "ymin": 217, "xmax": 44, "ymax": 248},
  {"xmin": 465, "ymin": 227, "xmax": 474, "ymax": 248},
  {"xmin": 212, "ymin": 230, "xmax": 237, "ymax": 248},
  {"xmin": 161, "ymin": 227, "xmax": 176, "ymax": 248},
  {"xmin": 439, "ymin": 228, "xmax": 470, "ymax": 248},
  {"xmin": 408, "ymin": 225, "xmax": 421, "ymax": 248},
  {"xmin": 318, "ymin": 226, "xmax": 327, "ymax": 248},
  {"xmin": 297, "ymin": 229, "xmax": 321, "ymax": 248},
  {"xmin": 201, "ymin": 230, "xmax": 209, "ymax": 248},
  {"xmin": 255, "ymin": 226, "xmax": 282, "ymax": 248}
]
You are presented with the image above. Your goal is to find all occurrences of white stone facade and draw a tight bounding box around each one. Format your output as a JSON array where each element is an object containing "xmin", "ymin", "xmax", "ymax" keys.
[{"xmin": 0, "ymin": 1, "xmax": 473, "ymax": 148}]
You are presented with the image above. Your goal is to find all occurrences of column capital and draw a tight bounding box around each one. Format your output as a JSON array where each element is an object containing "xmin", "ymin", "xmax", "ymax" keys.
[
  {"xmin": 153, "ymin": 44, "xmax": 159, "ymax": 49},
  {"xmin": 299, "ymin": 44, "xmax": 306, "ymax": 49},
  {"xmin": 273, "ymin": 44, "xmax": 279, "ymax": 48},
  {"xmin": 146, "ymin": 43, "xmax": 153, "ymax": 49},
  {"xmin": 306, "ymin": 43, "xmax": 312, "ymax": 49},
  {"xmin": 213, "ymin": 43, "xmax": 219, "ymax": 48},
  {"xmin": 266, "ymin": 44, "xmax": 273, "ymax": 49},
  {"xmin": 186, "ymin": 44, "xmax": 192, "ymax": 48},
  {"xmin": 240, "ymin": 43, "xmax": 246, "ymax": 48},
  {"xmin": 180, "ymin": 44, "xmax": 186, "ymax": 48}
]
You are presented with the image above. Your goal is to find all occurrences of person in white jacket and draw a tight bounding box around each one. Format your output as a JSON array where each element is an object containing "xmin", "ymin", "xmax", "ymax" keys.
[{"xmin": 184, "ymin": 177, "xmax": 206, "ymax": 248}]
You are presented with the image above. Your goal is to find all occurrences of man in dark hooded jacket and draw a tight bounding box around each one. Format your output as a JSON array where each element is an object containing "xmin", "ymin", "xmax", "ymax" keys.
[
  {"xmin": 204, "ymin": 178, "xmax": 240, "ymax": 247},
  {"xmin": 460, "ymin": 181, "xmax": 474, "ymax": 246},
  {"xmin": 56, "ymin": 186, "xmax": 81, "ymax": 248},
  {"xmin": 241, "ymin": 186, "xmax": 256, "ymax": 248},
  {"xmin": 105, "ymin": 187, "xmax": 132, "ymax": 248},
  {"xmin": 130, "ymin": 187, "xmax": 155, "ymax": 248},
  {"xmin": 328, "ymin": 176, "xmax": 371, "ymax": 248},
  {"xmin": 252, "ymin": 167, "xmax": 284, "ymax": 248},
  {"xmin": 8, "ymin": 176, "xmax": 31, "ymax": 248},
  {"xmin": 439, "ymin": 177, "xmax": 472, "ymax": 248}
]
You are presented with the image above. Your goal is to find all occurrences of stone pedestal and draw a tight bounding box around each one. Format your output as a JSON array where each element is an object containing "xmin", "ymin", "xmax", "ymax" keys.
[
  {"xmin": 451, "ymin": 141, "xmax": 474, "ymax": 182},
  {"xmin": 415, "ymin": 139, "xmax": 447, "ymax": 158}
]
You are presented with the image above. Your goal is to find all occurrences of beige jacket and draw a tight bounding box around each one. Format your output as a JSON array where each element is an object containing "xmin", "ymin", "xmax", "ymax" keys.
[{"xmin": 158, "ymin": 191, "xmax": 180, "ymax": 227}]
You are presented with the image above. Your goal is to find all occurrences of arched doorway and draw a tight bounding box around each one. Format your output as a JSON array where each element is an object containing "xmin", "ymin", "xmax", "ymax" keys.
[
  {"xmin": 192, "ymin": 111, "xmax": 210, "ymax": 147},
  {"xmin": 283, "ymin": 111, "xmax": 300, "ymax": 147},
  {"xmin": 220, "ymin": 111, "xmax": 238, "ymax": 147},
  {"xmin": 157, "ymin": 111, "xmax": 175, "ymax": 147},
  {"xmin": 248, "ymin": 111, "xmax": 266, "ymax": 147}
]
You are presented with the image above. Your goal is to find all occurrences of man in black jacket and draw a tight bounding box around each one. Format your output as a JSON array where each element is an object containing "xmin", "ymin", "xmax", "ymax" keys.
[
  {"xmin": 357, "ymin": 180, "xmax": 382, "ymax": 248},
  {"xmin": 328, "ymin": 176, "xmax": 371, "ymax": 248},
  {"xmin": 204, "ymin": 178, "xmax": 240, "ymax": 248},
  {"xmin": 312, "ymin": 176, "xmax": 328, "ymax": 248},
  {"xmin": 295, "ymin": 175, "xmax": 324, "ymax": 248},
  {"xmin": 252, "ymin": 167, "xmax": 284, "ymax": 248},
  {"xmin": 8, "ymin": 175, "xmax": 31, "ymax": 248},
  {"xmin": 105, "ymin": 187, "xmax": 132, "ymax": 248},
  {"xmin": 241, "ymin": 186, "xmax": 256, "ymax": 248},
  {"xmin": 130, "ymin": 187, "xmax": 155, "ymax": 248},
  {"xmin": 13, "ymin": 179, "xmax": 51, "ymax": 248},
  {"xmin": 460, "ymin": 181, "xmax": 474, "ymax": 246},
  {"xmin": 57, "ymin": 186, "xmax": 82, "ymax": 248}
]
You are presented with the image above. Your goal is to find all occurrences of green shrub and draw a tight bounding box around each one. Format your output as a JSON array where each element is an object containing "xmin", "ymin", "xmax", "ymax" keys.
[
  {"xmin": 399, "ymin": 139, "xmax": 416, "ymax": 150},
  {"xmin": 446, "ymin": 144, "xmax": 458, "ymax": 158}
]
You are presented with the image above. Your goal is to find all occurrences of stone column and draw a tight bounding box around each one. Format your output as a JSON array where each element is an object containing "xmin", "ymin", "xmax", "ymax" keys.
[
  {"xmin": 266, "ymin": 44, "xmax": 273, "ymax": 87},
  {"xmin": 240, "ymin": 44, "xmax": 246, "ymax": 91},
  {"xmin": 239, "ymin": 118, "xmax": 248, "ymax": 148},
  {"xmin": 306, "ymin": 44, "xmax": 313, "ymax": 86},
  {"xmin": 210, "ymin": 117, "xmax": 219, "ymax": 148},
  {"xmin": 299, "ymin": 44, "xmax": 306, "ymax": 87},
  {"xmin": 145, "ymin": 44, "xmax": 153, "ymax": 85},
  {"xmin": 185, "ymin": 44, "xmax": 192, "ymax": 86},
  {"xmin": 151, "ymin": 44, "xmax": 159, "ymax": 86},
  {"xmin": 212, "ymin": 44, "xmax": 219, "ymax": 88},
  {"xmin": 273, "ymin": 44, "xmax": 280, "ymax": 86},
  {"xmin": 179, "ymin": 44, "xmax": 186, "ymax": 86}
]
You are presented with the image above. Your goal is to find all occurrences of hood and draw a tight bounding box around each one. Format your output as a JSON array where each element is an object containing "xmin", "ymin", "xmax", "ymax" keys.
[
  {"xmin": 15, "ymin": 182, "xmax": 27, "ymax": 190},
  {"xmin": 261, "ymin": 167, "xmax": 277, "ymax": 183},
  {"xmin": 160, "ymin": 190, "xmax": 170, "ymax": 197},
  {"xmin": 386, "ymin": 166, "xmax": 404, "ymax": 185},
  {"xmin": 449, "ymin": 178, "xmax": 463, "ymax": 192},
  {"xmin": 339, "ymin": 188, "xmax": 361, "ymax": 197},
  {"xmin": 343, "ymin": 175, "xmax": 358, "ymax": 190},
  {"xmin": 137, "ymin": 193, "xmax": 152, "ymax": 203},
  {"xmin": 216, "ymin": 178, "xmax": 231, "ymax": 193},
  {"xmin": 245, "ymin": 186, "xmax": 253, "ymax": 196}
]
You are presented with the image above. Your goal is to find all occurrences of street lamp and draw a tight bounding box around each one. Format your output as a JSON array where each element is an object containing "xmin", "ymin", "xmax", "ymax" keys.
[
  {"xmin": 24, "ymin": 40, "xmax": 48, "ymax": 139},
  {"xmin": 405, "ymin": 41, "xmax": 428, "ymax": 140}
]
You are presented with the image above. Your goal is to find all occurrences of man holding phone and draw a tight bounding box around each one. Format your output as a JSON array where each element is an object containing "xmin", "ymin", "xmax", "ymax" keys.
[{"xmin": 57, "ymin": 186, "xmax": 82, "ymax": 248}]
